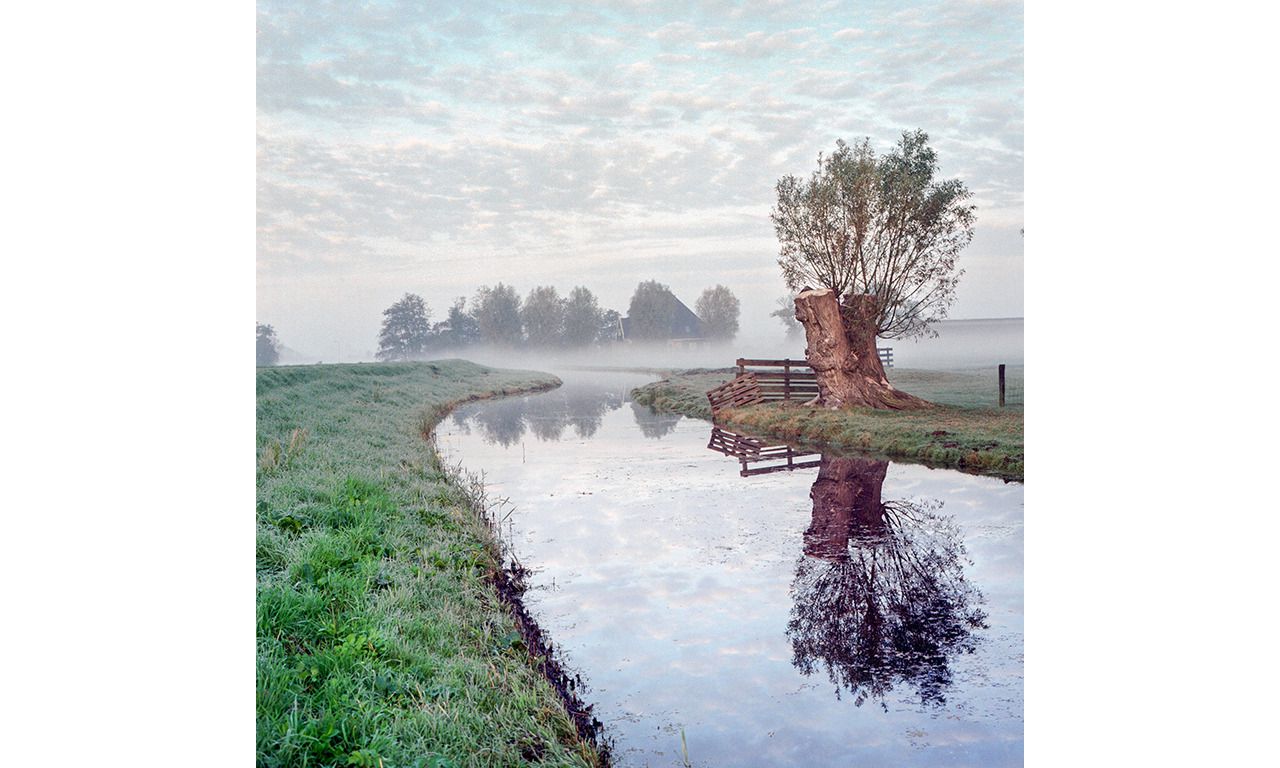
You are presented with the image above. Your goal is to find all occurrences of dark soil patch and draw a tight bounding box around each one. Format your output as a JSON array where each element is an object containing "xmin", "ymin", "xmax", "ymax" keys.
[{"xmin": 491, "ymin": 563, "xmax": 614, "ymax": 765}]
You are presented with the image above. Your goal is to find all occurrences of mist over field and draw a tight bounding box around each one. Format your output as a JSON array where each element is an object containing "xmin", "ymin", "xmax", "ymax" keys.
[{"xmin": 278, "ymin": 317, "xmax": 1022, "ymax": 372}]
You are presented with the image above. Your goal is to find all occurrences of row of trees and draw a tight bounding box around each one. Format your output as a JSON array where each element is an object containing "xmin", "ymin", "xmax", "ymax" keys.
[
  {"xmin": 376, "ymin": 281, "xmax": 742, "ymax": 361},
  {"xmin": 256, "ymin": 279, "xmax": 744, "ymax": 365},
  {"xmin": 376, "ymin": 285, "xmax": 620, "ymax": 361}
]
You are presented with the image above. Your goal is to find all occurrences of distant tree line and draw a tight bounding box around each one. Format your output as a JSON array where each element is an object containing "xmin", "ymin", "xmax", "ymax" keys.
[
  {"xmin": 260, "ymin": 279, "xmax": 754, "ymax": 366},
  {"xmin": 375, "ymin": 281, "xmax": 742, "ymax": 361},
  {"xmin": 257, "ymin": 323, "xmax": 280, "ymax": 366}
]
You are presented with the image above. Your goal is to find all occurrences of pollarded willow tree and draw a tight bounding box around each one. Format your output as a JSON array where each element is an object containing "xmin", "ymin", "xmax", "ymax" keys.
[{"xmin": 772, "ymin": 131, "xmax": 975, "ymax": 409}]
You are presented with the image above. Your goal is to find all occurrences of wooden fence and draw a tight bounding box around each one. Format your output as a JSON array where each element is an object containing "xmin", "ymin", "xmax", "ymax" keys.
[
  {"xmin": 706, "ymin": 427, "xmax": 822, "ymax": 477},
  {"xmin": 707, "ymin": 352, "xmax": 894, "ymax": 414},
  {"xmin": 705, "ymin": 372, "xmax": 765, "ymax": 415},
  {"xmin": 731, "ymin": 359, "xmax": 820, "ymax": 404}
]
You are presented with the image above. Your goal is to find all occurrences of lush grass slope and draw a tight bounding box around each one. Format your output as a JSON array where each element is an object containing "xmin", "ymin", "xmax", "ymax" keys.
[
  {"xmin": 257, "ymin": 361, "xmax": 601, "ymax": 768},
  {"xmin": 633, "ymin": 365, "xmax": 1023, "ymax": 481}
]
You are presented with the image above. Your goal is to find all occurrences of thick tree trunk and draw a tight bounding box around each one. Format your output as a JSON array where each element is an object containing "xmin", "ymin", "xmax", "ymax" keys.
[{"xmin": 794, "ymin": 289, "xmax": 931, "ymax": 410}]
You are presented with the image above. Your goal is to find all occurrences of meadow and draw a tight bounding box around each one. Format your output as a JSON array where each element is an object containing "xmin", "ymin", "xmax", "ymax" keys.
[{"xmin": 256, "ymin": 361, "xmax": 602, "ymax": 768}]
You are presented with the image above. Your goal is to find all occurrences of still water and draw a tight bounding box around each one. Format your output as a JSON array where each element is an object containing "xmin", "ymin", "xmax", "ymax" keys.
[{"xmin": 435, "ymin": 372, "xmax": 1023, "ymax": 767}]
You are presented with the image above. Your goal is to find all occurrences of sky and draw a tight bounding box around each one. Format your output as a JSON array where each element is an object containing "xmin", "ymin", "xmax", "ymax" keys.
[{"xmin": 257, "ymin": 0, "xmax": 1023, "ymax": 361}]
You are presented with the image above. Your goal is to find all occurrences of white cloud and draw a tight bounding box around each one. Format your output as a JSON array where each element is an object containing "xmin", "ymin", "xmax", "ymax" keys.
[
  {"xmin": 256, "ymin": 0, "xmax": 1023, "ymax": 360},
  {"xmin": 696, "ymin": 28, "xmax": 816, "ymax": 58}
]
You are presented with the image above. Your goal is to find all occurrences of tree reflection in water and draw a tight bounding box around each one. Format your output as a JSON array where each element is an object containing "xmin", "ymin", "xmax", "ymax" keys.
[
  {"xmin": 630, "ymin": 401, "xmax": 681, "ymax": 439},
  {"xmin": 788, "ymin": 455, "xmax": 987, "ymax": 707},
  {"xmin": 705, "ymin": 428, "xmax": 986, "ymax": 708},
  {"xmin": 565, "ymin": 387, "xmax": 622, "ymax": 438},
  {"xmin": 452, "ymin": 386, "xmax": 625, "ymax": 446}
]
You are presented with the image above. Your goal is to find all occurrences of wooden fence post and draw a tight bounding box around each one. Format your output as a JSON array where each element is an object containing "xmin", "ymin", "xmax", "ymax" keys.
[
  {"xmin": 783, "ymin": 360, "xmax": 791, "ymax": 401},
  {"xmin": 998, "ymin": 364, "xmax": 1006, "ymax": 407}
]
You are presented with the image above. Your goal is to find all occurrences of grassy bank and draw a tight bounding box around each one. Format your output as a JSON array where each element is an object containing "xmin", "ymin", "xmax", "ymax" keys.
[
  {"xmin": 257, "ymin": 360, "xmax": 603, "ymax": 768},
  {"xmin": 633, "ymin": 366, "xmax": 1023, "ymax": 481}
]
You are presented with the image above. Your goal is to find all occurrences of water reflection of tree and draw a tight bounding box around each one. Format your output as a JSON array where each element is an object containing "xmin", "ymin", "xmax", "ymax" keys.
[
  {"xmin": 469, "ymin": 397, "xmax": 528, "ymax": 447},
  {"xmin": 630, "ymin": 401, "xmax": 681, "ymax": 439},
  {"xmin": 565, "ymin": 388, "xmax": 622, "ymax": 439},
  {"xmin": 455, "ymin": 386, "xmax": 625, "ymax": 446},
  {"xmin": 787, "ymin": 456, "xmax": 986, "ymax": 707}
]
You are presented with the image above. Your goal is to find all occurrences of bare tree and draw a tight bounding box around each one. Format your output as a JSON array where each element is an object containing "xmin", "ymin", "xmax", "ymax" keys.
[{"xmin": 773, "ymin": 131, "xmax": 975, "ymax": 408}]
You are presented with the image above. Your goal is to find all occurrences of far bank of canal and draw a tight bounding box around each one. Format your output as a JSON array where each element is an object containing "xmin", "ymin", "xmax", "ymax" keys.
[{"xmin": 436, "ymin": 370, "xmax": 1024, "ymax": 767}]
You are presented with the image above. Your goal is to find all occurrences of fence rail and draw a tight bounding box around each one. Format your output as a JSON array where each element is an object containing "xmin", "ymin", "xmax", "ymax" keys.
[
  {"xmin": 707, "ymin": 351, "xmax": 892, "ymax": 414},
  {"xmin": 735, "ymin": 350, "xmax": 892, "ymax": 373},
  {"xmin": 705, "ymin": 372, "xmax": 765, "ymax": 415}
]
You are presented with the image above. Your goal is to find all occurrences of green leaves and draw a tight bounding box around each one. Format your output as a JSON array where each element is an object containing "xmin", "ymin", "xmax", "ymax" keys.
[
  {"xmin": 771, "ymin": 131, "xmax": 975, "ymax": 340},
  {"xmin": 377, "ymin": 293, "xmax": 433, "ymax": 361},
  {"xmin": 346, "ymin": 749, "xmax": 382, "ymax": 767}
]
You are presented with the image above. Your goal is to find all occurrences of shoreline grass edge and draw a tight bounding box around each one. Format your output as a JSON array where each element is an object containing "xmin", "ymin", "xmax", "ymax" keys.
[
  {"xmin": 631, "ymin": 367, "xmax": 1023, "ymax": 482},
  {"xmin": 257, "ymin": 360, "xmax": 607, "ymax": 767}
]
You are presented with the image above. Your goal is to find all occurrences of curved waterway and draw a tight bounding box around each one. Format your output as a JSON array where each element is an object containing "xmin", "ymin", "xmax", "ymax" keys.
[{"xmin": 435, "ymin": 371, "xmax": 1023, "ymax": 767}]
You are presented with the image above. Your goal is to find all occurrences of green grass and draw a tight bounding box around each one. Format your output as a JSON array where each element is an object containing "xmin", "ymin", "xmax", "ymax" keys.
[
  {"xmin": 257, "ymin": 360, "xmax": 602, "ymax": 768},
  {"xmin": 633, "ymin": 365, "xmax": 1023, "ymax": 481}
]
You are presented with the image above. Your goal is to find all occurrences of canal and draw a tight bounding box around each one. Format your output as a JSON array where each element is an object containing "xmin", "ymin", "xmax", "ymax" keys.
[{"xmin": 435, "ymin": 371, "xmax": 1023, "ymax": 766}]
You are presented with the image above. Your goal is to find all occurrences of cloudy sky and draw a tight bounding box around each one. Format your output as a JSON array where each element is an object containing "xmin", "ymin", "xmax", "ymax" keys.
[{"xmin": 257, "ymin": 0, "xmax": 1023, "ymax": 361}]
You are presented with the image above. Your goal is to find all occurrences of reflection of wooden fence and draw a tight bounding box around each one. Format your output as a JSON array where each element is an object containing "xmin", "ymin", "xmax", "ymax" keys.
[{"xmin": 706, "ymin": 427, "xmax": 821, "ymax": 476}]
